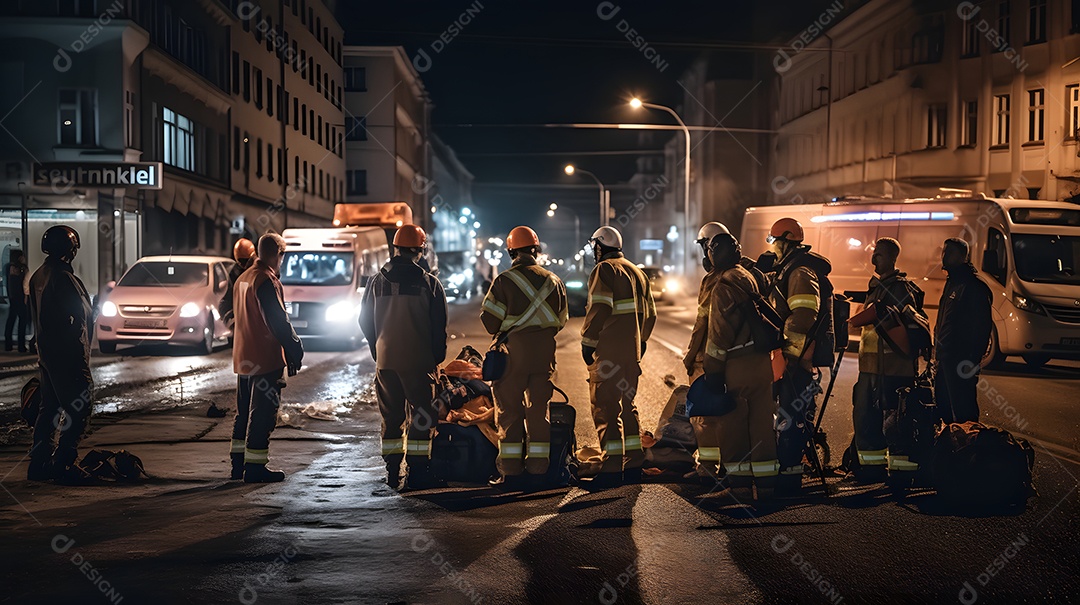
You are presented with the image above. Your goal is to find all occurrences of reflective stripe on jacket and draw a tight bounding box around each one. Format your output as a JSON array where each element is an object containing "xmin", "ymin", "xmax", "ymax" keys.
[
  {"xmin": 480, "ymin": 255, "xmax": 568, "ymax": 336},
  {"xmin": 858, "ymin": 269, "xmax": 922, "ymax": 376},
  {"xmin": 769, "ymin": 262, "xmax": 820, "ymax": 359},
  {"xmin": 686, "ymin": 270, "xmax": 723, "ymax": 368}
]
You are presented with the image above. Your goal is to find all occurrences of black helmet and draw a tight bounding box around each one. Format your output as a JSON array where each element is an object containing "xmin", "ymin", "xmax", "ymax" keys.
[
  {"xmin": 42, "ymin": 225, "xmax": 80, "ymax": 257},
  {"xmin": 707, "ymin": 233, "xmax": 741, "ymax": 271}
]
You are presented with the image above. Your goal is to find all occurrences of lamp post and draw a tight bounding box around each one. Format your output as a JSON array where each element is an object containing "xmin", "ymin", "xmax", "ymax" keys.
[
  {"xmin": 547, "ymin": 203, "xmax": 582, "ymax": 271},
  {"xmin": 563, "ymin": 164, "xmax": 606, "ymax": 227},
  {"xmin": 629, "ymin": 97, "xmax": 691, "ymax": 275}
]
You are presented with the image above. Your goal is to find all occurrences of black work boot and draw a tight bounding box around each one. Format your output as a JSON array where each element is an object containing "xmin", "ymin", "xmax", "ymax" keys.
[
  {"xmin": 53, "ymin": 463, "xmax": 96, "ymax": 486},
  {"xmin": 405, "ymin": 461, "xmax": 446, "ymax": 490},
  {"xmin": 27, "ymin": 458, "xmax": 54, "ymax": 482},
  {"xmin": 243, "ymin": 463, "xmax": 285, "ymax": 483},
  {"xmin": 230, "ymin": 454, "xmax": 245, "ymax": 480}
]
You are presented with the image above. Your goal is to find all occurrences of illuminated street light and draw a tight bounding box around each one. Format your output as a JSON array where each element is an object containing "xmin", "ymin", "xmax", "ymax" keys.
[
  {"xmin": 459, "ymin": 216, "xmax": 468, "ymax": 224},
  {"xmin": 546, "ymin": 209, "xmax": 555, "ymax": 217},
  {"xmin": 549, "ymin": 203, "xmax": 558, "ymax": 210},
  {"xmin": 473, "ymin": 221, "xmax": 481, "ymax": 228},
  {"xmin": 563, "ymin": 164, "xmax": 607, "ymax": 226},
  {"xmin": 462, "ymin": 207, "xmax": 472, "ymax": 216},
  {"xmin": 630, "ymin": 96, "xmax": 692, "ymax": 276}
]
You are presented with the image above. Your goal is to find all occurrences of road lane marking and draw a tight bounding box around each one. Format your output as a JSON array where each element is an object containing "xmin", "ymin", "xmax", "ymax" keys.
[{"xmin": 650, "ymin": 335, "xmax": 686, "ymax": 357}]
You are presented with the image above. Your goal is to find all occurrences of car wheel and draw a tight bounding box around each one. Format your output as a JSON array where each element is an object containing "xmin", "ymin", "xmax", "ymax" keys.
[
  {"xmin": 1022, "ymin": 354, "xmax": 1050, "ymax": 369},
  {"xmin": 981, "ymin": 326, "xmax": 1006, "ymax": 370},
  {"xmin": 99, "ymin": 341, "xmax": 117, "ymax": 354},
  {"xmin": 198, "ymin": 316, "xmax": 214, "ymax": 355}
]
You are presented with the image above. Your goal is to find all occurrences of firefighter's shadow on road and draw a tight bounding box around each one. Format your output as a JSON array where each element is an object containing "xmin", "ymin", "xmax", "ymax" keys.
[{"xmin": 405, "ymin": 484, "xmax": 571, "ymax": 512}]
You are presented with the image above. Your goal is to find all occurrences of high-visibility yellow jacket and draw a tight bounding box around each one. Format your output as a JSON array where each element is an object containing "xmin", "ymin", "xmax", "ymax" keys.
[
  {"xmin": 768, "ymin": 252, "xmax": 821, "ymax": 362},
  {"xmin": 480, "ymin": 255, "xmax": 568, "ymax": 337},
  {"xmin": 686, "ymin": 270, "xmax": 723, "ymax": 370},
  {"xmin": 702, "ymin": 265, "xmax": 758, "ymax": 374},
  {"xmin": 581, "ymin": 253, "xmax": 656, "ymax": 362}
]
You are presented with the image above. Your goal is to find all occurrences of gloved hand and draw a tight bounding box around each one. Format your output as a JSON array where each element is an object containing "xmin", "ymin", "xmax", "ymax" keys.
[
  {"xmin": 640, "ymin": 341, "xmax": 648, "ymax": 357},
  {"xmin": 682, "ymin": 354, "xmax": 696, "ymax": 377},
  {"xmin": 582, "ymin": 344, "xmax": 596, "ymax": 365}
]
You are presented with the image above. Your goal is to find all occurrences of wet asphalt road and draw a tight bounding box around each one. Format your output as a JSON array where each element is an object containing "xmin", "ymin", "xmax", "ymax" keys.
[{"xmin": 1, "ymin": 297, "xmax": 1078, "ymax": 603}]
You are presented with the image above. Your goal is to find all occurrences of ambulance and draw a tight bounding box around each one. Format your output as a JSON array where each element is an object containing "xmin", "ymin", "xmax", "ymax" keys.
[
  {"xmin": 279, "ymin": 226, "xmax": 390, "ymax": 348},
  {"xmin": 742, "ymin": 194, "xmax": 1080, "ymax": 368}
]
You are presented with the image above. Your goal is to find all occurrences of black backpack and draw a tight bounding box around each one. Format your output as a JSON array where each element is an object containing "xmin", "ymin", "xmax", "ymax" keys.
[
  {"xmin": 932, "ymin": 421, "xmax": 1035, "ymax": 511},
  {"xmin": 430, "ymin": 424, "xmax": 498, "ymax": 484},
  {"xmin": 548, "ymin": 386, "xmax": 579, "ymax": 486}
]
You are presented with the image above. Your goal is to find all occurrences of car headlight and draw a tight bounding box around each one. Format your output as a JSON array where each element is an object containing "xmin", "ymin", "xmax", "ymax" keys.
[
  {"xmin": 325, "ymin": 300, "xmax": 356, "ymax": 322},
  {"xmin": 179, "ymin": 302, "xmax": 202, "ymax": 318},
  {"xmin": 1012, "ymin": 293, "xmax": 1046, "ymax": 315},
  {"xmin": 566, "ymin": 280, "xmax": 584, "ymax": 289},
  {"xmin": 101, "ymin": 301, "xmax": 117, "ymax": 317},
  {"xmin": 665, "ymin": 278, "xmax": 680, "ymax": 293}
]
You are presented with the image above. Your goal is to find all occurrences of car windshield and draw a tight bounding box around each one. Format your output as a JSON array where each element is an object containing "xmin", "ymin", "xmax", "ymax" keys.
[
  {"xmin": 118, "ymin": 262, "xmax": 208, "ymax": 287},
  {"xmin": 281, "ymin": 251, "xmax": 354, "ymax": 286},
  {"xmin": 1012, "ymin": 234, "xmax": 1080, "ymax": 285}
]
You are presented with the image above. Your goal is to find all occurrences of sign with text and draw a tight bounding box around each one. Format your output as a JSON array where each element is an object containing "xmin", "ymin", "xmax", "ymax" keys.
[
  {"xmin": 33, "ymin": 162, "xmax": 164, "ymax": 190},
  {"xmin": 639, "ymin": 239, "xmax": 664, "ymax": 251}
]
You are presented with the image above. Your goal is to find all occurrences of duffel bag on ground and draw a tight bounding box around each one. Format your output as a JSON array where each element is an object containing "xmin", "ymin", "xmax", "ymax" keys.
[
  {"xmin": 548, "ymin": 385, "xmax": 579, "ymax": 487},
  {"xmin": 430, "ymin": 423, "xmax": 497, "ymax": 484},
  {"xmin": 932, "ymin": 421, "xmax": 1035, "ymax": 511}
]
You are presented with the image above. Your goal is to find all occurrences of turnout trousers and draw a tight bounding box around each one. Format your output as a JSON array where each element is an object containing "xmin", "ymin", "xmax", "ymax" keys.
[
  {"xmin": 231, "ymin": 370, "xmax": 284, "ymax": 465},
  {"xmin": 590, "ymin": 356, "xmax": 645, "ymax": 473},
  {"xmin": 376, "ymin": 367, "xmax": 438, "ymax": 477},
  {"xmin": 493, "ymin": 333, "xmax": 555, "ymax": 476}
]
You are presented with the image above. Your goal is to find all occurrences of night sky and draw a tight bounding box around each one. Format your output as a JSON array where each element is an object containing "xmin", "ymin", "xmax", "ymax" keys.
[{"xmin": 337, "ymin": 0, "xmax": 837, "ymax": 239}]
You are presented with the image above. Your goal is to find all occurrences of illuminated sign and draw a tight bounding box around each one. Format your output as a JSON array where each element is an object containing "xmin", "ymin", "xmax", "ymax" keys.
[
  {"xmin": 33, "ymin": 162, "xmax": 163, "ymax": 190},
  {"xmin": 810, "ymin": 211, "xmax": 956, "ymax": 223}
]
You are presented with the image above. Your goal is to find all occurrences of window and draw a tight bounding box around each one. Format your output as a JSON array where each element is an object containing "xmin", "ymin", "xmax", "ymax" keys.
[
  {"xmin": 233, "ymin": 127, "xmax": 241, "ymax": 170},
  {"xmin": 301, "ymin": 103, "xmax": 307, "ymax": 135},
  {"xmin": 293, "ymin": 97, "xmax": 299, "ymax": 130},
  {"xmin": 993, "ymin": 94, "xmax": 1011, "ymax": 146},
  {"xmin": 124, "ymin": 90, "xmax": 135, "ymax": 148},
  {"xmin": 309, "ymin": 108, "xmax": 315, "ymax": 140},
  {"xmin": 346, "ymin": 116, "xmax": 367, "ymax": 141},
  {"xmin": 995, "ymin": 1, "xmax": 1010, "ymax": 52},
  {"xmin": 1028, "ymin": 0, "xmax": 1046, "ymax": 43},
  {"xmin": 1073, "ymin": 0, "xmax": 1080, "ymax": 33},
  {"xmin": 58, "ymin": 89, "xmax": 97, "ymax": 146},
  {"xmin": 254, "ymin": 67, "xmax": 263, "ymax": 109},
  {"xmin": 1028, "ymin": 89, "xmax": 1045, "ymax": 142},
  {"xmin": 163, "ymin": 107, "xmax": 195, "ymax": 170},
  {"xmin": 1068, "ymin": 84, "xmax": 1080, "ymax": 138},
  {"xmin": 926, "ymin": 104, "xmax": 947, "ymax": 148},
  {"xmin": 985, "ymin": 228, "xmax": 1008, "ymax": 285},
  {"xmin": 302, "ymin": 160, "xmax": 308, "ymax": 192},
  {"xmin": 347, "ymin": 169, "xmax": 367, "ymax": 195},
  {"xmin": 277, "ymin": 148, "xmax": 283, "ymax": 184},
  {"xmin": 242, "ymin": 61, "xmax": 250, "ymax": 102},
  {"xmin": 345, "ymin": 66, "xmax": 366, "ymax": 91},
  {"xmin": 317, "ymin": 115, "xmax": 323, "ymax": 145},
  {"xmin": 266, "ymin": 77, "xmax": 273, "ymax": 116},
  {"xmin": 318, "ymin": 168, "xmax": 324, "ymax": 197},
  {"xmin": 231, "ymin": 51, "xmax": 240, "ymax": 93},
  {"xmin": 962, "ymin": 100, "xmax": 978, "ymax": 146},
  {"xmin": 267, "ymin": 143, "xmax": 274, "ymax": 181},
  {"xmin": 962, "ymin": 13, "xmax": 980, "ymax": 57},
  {"xmin": 255, "ymin": 137, "xmax": 263, "ymax": 177}
]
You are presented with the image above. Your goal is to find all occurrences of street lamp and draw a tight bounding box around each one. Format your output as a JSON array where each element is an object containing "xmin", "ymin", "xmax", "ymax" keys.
[
  {"xmin": 563, "ymin": 164, "xmax": 607, "ymax": 227},
  {"xmin": 629, "ymin": 97, "xmax": 692, "ymax": 276}
]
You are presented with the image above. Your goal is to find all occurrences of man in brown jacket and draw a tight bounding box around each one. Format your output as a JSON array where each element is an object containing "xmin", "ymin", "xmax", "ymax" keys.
[
  {"xmin": 701, "ymin": 232, "xmax": 779, "ymax": 502},
  {"xmin": 582, "ymin": 226, "xmax": 656, "ymax": 484},
  {"xmin": 232, "ymin": 233, "xmax": 304, "ymax": 483},
  {"xmin": 481, "ymin": 226, "xmax": 567, "ymax": 489}
]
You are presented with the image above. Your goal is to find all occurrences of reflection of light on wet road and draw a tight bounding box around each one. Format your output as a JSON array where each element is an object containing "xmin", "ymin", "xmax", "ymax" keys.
[{"xmin": 317, "ymin": 363, "xmax": 376, "ymax": 409}]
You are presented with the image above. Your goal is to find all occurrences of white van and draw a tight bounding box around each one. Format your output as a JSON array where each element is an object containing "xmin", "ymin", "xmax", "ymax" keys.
[
  {"xmin": 742, "ymin": 194, "xmax": 1080, "ymax": 368},
  {"xmin": 280, "ymin": 227, "xmax": 390, "ymax": 347}
]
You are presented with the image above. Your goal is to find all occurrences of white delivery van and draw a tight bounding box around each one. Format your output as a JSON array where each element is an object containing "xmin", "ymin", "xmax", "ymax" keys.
[
  {"xmin": 742, "ymin": 194, "xmax": 1080, "ymax": 368},
  {"xmin": 280, "ymin": 227, "xmax": 390, "ymax": 348}
]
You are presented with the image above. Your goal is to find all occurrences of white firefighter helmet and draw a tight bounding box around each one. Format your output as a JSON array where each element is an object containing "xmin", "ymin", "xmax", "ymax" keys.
[
  {"xmin": 696, "ymin": 222, "xmax": 731, "ymax": 244},
  {"xmin": 589, "ymin": 226, "xmax": 623, "ymax": 250}
]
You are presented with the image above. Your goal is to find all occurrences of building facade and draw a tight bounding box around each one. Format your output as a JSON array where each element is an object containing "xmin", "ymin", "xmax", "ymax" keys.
[
  {"xmin": 0, "ymin": 0, "xmax": 343, "ymax": 297},
  {"xmin": 773, "ymin": 0, "xmax": 1080, "ymax": 204},
  {"xmin": 342, "ymin": 45, "xmax": 432, "ymax": 230}
]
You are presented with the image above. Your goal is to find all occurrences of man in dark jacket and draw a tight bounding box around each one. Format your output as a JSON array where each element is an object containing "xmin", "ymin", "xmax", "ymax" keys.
[
  {"xmin": 231, "ymin": 233, "xmax": 304, "ymax": 483},
  {"xmin": 27, "ymin": 226, "xmax": 94, "ymax": 483},
  {"xmin": 5, "ymin": 249, "xmax": 30, "ymax": 352},
  {"xmin": 360, "ymin": 224, "xmax": 448, "ymax": 490},
  {"xmin": 934, "ymin": 237, "xmax": 993, "ymax": 424}
]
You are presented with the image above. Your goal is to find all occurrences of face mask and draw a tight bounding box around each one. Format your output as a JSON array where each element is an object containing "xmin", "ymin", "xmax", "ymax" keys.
[
  {"xmin": 756, "ymin": 251, "xmax": 777, "ymax": 273},
  {"xmin": 701, "ymin": 254, "xmax": 714, "ymax": 272}
]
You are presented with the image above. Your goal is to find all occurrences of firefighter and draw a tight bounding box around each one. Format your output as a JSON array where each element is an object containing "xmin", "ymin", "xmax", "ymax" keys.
[
  {"xmin": 27, "ymin": 226, "xmax": 94, "ymax": 484},
  {"xmin": 934, "ymin": 237, "xmax": 993, "ymax": 424},
  {"xmin": 582, "ymin": 226, "xmax": 656, "ymax": 485},
  {"xmin": 360, "ymin": 225, "xmax": 448, "ymax": 490},
  {"xmin": 850, "ymin": 238, "xmax": 925, "ymax": 485},
  {"xmin": 684, "ymin": 222, "xmax": 730, "ymax": 481},
  {"xmin": 701, "ymin": 232, "xmax": 779, "ymax": 501},
  {"xmin": 481, "ymin": 226, "xmax": 567, "ymax": 489},
  {"xmin": 232, "ymin": 233, "xmax": 304, "ymax": 483},
  {"xmin": 762, "ymin": 217, "xmax": 827, "ymax": 494},
  {"xmin": 221, "ymin": 238, "xmax": 255, "ymax": 333}
]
